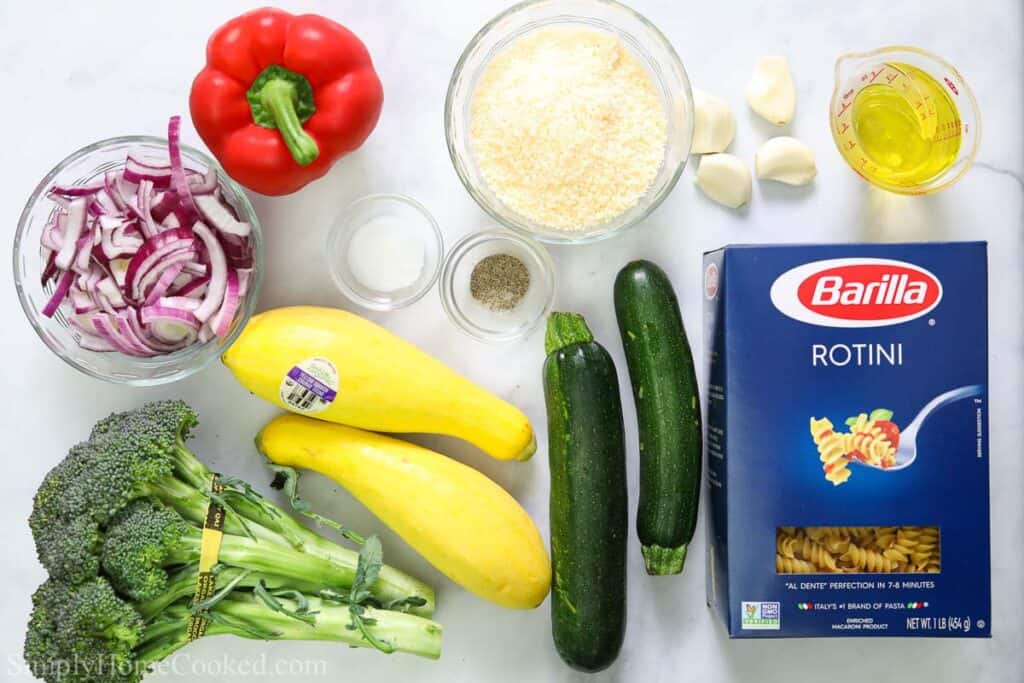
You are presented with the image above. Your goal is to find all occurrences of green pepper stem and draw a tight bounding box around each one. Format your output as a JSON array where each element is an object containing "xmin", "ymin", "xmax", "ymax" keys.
[{"xmin": 258, "ymin": 79, "xmax": 319, "ymax": 166}]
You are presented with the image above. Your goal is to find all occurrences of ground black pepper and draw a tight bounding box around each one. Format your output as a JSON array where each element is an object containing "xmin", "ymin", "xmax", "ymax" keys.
[{"xmin": 470, "ymin": 253, "xmax": 530, "ymax": 311}]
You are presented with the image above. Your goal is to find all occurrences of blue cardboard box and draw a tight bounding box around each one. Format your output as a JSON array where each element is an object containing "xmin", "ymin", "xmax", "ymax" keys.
[{"xmin": 702, "ymin": 242, "xmax": 990, "ymax": 638}]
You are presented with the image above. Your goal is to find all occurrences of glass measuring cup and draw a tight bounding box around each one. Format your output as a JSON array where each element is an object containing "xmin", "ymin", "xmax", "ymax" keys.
[{"xmin": 829, "ymin": 46, "xmax": 980, "ymax": 195}]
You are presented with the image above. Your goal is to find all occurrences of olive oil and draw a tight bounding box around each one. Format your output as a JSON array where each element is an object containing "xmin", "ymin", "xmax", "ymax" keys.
[{"xmin": 847, "ymin": 63, "xmax": 961, "ymax": 188}]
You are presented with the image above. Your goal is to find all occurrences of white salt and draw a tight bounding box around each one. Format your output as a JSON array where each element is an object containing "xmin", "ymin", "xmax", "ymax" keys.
[{"xmin": 346, "ymin": 216, "xmax": 425, "ymax": 293}]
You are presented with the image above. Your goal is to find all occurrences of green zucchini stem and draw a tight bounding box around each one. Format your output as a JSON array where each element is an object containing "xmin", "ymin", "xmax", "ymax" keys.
[
  {"xmin": 642, "ymin": 544, "xmax": 687, "ymax": 576},
  {"xmin": 545, "ymin": 312, "xmax": 594, "ymax": 355}
]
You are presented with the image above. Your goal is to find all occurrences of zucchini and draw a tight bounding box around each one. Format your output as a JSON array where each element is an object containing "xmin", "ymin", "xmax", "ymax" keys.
[
  {"xmin": 614, "ymin": 260, "xmax": 702, "ymax": 576},
  {"xmin": 543, "ymin": 312, "xmax": 627, "ymax": 673}
]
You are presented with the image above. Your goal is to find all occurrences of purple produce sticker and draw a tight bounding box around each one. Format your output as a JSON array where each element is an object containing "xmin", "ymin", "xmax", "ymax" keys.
[{"xmin": 279, "ymin": 357, "xmax": 339, "ymax": 414}]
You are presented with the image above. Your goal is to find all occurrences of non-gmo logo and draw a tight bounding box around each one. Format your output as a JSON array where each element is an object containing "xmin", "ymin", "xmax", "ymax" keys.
[{"xmin": 770, "ymin": 258, "xmax": 942, "ymax": 327}]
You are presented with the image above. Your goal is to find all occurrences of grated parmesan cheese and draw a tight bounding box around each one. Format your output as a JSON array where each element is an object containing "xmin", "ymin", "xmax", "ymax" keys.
[{"xmin": 469, "ymin": 26, "xmax": 667, "ymax": 231}]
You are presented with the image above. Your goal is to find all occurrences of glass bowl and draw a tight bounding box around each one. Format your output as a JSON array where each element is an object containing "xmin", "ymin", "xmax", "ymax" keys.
[
  {"xmin": 326, "ymin": 194, "xmax": 443, "ymax": 311},
  {"xmin": 444, "ymin": 0, "xmax": 694, "ymax": 245},
  {"xmin": 440, "ymin": 228, "xmax": 556, "ymax": 343},
  {"xmin": 12, "ymin": 136, "xmax": 263, "ymax": 386}
]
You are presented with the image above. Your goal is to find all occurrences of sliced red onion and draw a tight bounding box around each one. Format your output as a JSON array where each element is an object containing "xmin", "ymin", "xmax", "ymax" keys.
[
  {"xmin": 124, "ymin": 156, "xmax": 172, "ymax": 187},
  {"xmin": 50, "ymin": 181, "xmax": 105, "ymax": 197},
  {"xmin": 156, "ymin": 296, "xmax": 202, "ymax": 311},
  {"xmin": 42, "ymin": 270, "xmax": 75, "ymax": 317},
  {"xmin": 136, "ymin": 180, "xmax": 161, "ymax": 238},
  {"xmin": 197, "ymin": 323, "xmax": 216, "ymax": 343},
  {"xmin": 210, "ymin": 269, "xmax": 241, "ymax": 337},
  {"xmin": 167, "ymin": 116, "xmax": 198, "ymax": 222},
  {"xmin": 141, "ymin": 302, "xmax": 201, "ymax": 328},
  {"xmin": 37, "ymin": 117, "xmax": 253, "ymax": 357},
  {"xmin": 123, "ymin": 227, "xmax": 197, "ymax": 300},
  {"xmin": 76, "ymin": 265, "xmax": 103, "ymax": 292},
  {"xmin": 94, "ymin": 190, "xmax": 119, "ymax": 215},
  {"xmin": 70, "ymin": 288, "xmax": 97, "ymax": 314},
  {"xmin": 41, "ymin": 250, "xmax": 58, "ymax": 286},
  {"xmin": 143, "ymin": 261, "xmax": 186, "ymax": 305},
  {"xmin": 47, "ymin": 193, "xmax": 71, "ymax": 210},
  {"xmin": 150, "ymin": 191, "xmax": 176, "ymax": 222},
  {"xmin": 151, "ymin": 322, "xmax": 198, "ymax": 347},
  {"xmin": 194, "ymin": 193, "xmax": 250, "ymax": 237},
  {"xmin": 124, "ymin": 310, "xmax": 186, "ymax": 353},
  {"xmin": 109, "ymin": 258, "xmax": 131, "ymax": 287},
  {"xmin": 190, "ymin": 222, "xmax": 226, "ymax": 323},
  {"xmin": 101, "ymin": 225, "xmax": 142, "ymax": 259},
  {"xmin": 115, "ymin": 312, "xmax": 160, "ymax": 355},
  {"xmin": 105, "ymin": 171, "xmax": 126, "ymax": 211},
  {"xmin": 236, "ymin": 268, "xmax": 253, "ymax": 298},
  {"xmin": 188, "ymin": 167, "xmax": 219, "ymax": 195},
  {"xmin": 72, "ymin": 229, "xmax": 95, "ymax": 275},
  {"xmin": 41, "ymin": 218, "xmax": 63, "ymax": 252},
  {"xmin": 135, "ymin": 249, "xmax": 197, "ymax": 302},
  {"xmin": 75, "ymin": 330, "xmax": 118, "ymax": 352},
  {"xmin": 55, "ymin": 199, "xmax": 86, "ymax": 269},
  {"xmin": 172, "ymin": 275, "xmax": 209, "ymax": 298},
  {"xmin": 97, "ymin": 276, "xmax": 126, "ymax": 308},
  {"xmin": 92, "ymin": 314, "xmax": 145, "ymax": 356},
  {"xmin": 68, "ymin": 312, "xmax": 100, "ymax": 336},
  {"xmin": 97, "ymin": 292, "xmax": 118, "ymax": 315},
  {"xmin": 182, "ymin": 261, "xmax": 207, "ymax": 277}
]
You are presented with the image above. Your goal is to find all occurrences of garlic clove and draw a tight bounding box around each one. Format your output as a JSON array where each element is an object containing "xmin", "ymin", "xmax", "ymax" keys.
[
  {"xmin": 755, "ymin": 137, "xmax": 817, "ymax": 185},
  {"xmin": 691, "ymin": 89, "xmax": 736, "ymax": 154},
  {"xmin": 695, "ymin": 153, "xmax": 751, "ymax": 209},
  {"xmin": 746, "ymin": 56, "xmax": 796, "ymax": 126}
]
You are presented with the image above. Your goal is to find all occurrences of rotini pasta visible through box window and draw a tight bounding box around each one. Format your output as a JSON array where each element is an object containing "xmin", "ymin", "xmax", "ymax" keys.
[
  {"xmin": 776, "ymin": 526, "xmax": 940, "ymax": 574},
  {"xmin": 704, "ymin": 242, "xmax": 990, "ymax": 638}
]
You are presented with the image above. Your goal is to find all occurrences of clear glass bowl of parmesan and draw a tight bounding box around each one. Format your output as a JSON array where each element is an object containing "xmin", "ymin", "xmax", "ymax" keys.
[{"xmin": 445, "ymin": 0, "xmax": 694, "ymax": 244}]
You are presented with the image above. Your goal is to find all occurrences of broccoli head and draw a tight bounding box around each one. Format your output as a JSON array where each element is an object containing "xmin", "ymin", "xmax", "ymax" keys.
[
  {"xmin": 29, "ymin": 402, "xmax": 209, "ymax": 584},
  {"xmin": 101, "ymin": 501, "xmax": 195, "ymax": 602},
  {"xmin": 24, "ymin": 578, "xmax": 146, "ymax": 683}
]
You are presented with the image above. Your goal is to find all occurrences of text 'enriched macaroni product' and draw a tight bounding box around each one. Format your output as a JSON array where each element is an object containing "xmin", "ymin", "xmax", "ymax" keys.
[{"xmin": 703, "ymin": 242, "xmax": 990, "ymax": 638}]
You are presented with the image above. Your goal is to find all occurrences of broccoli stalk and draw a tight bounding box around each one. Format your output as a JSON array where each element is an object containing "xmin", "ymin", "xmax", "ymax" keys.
[
  {"xmin": 26, "ymin": 576, "xmax": 442, "ymax": 683},
  {"xmin": 136, "ymin": 597, "xmax": 442, "ymax": 666},
  {"xmin": 29, "ymin": 400, "xmax": 433, "ymax": 615},
  {"xmin": 26, "ymin": 401, "xmax": 443, "ymax": 683}
]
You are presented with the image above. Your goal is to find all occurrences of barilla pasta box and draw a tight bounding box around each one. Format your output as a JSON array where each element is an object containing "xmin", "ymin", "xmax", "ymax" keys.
[{"xmin": 702, "ymin": 242, "xmax": 990, "ymax": 638}]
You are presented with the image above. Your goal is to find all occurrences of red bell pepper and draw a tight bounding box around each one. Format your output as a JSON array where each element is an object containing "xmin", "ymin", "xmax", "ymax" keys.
[{"xmin": 190, "ymin": 8, "xmax": 383, "ymax": 196}]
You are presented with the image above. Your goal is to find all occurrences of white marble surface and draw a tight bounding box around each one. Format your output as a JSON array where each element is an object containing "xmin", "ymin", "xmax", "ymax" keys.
[{"xmin": 1, "ymin": 1, "xmax": 1021, "ymax": 681}]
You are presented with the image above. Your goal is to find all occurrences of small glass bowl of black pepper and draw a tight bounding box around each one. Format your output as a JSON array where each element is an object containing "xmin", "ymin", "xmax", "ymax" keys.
[{"xmin": 440, "ymin": 228, "xmax": 555, "ymax": 343}]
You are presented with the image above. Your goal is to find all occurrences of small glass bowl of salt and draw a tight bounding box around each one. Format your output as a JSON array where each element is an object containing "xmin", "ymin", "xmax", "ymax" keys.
[{"xmin": 327, "ymin": 194, "xmax": 444, "ymax": 311}]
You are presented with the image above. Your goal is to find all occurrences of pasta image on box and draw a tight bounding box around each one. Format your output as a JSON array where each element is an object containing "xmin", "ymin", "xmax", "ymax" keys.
[{"xmin": 703, "ymin": 242, "xmax": 990, "ymax": 638}]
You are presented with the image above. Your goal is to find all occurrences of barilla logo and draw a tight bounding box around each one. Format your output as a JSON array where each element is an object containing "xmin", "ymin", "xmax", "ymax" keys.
[{"xmin": 770, "ymin": 258, "xmax": 942, "ymax": 327}]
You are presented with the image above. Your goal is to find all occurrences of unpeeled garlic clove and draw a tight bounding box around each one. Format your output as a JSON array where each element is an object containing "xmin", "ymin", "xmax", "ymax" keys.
[
  {"xmin": 746, "ymin": 56, "xmax": 796, "ymax": 126},
  {"xmin": 755, "ymin": 137, "xmax": 817, "ymax": 185},
  {"xmin": 691, "ymin": 89, "xmax": 736, "ymax": 154},
  {"xmin": 695, "ymin": 153, "xmax": 751, "ymax": 209}
]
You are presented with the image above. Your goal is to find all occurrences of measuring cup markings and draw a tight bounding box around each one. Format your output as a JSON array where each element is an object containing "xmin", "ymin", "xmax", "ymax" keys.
[{"xmin": 830, "ymin": 46, "xmax": 980, "ymax": 195}]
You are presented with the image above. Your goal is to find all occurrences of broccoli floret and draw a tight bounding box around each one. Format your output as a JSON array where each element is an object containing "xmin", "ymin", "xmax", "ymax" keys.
[
  {"xmin": 24, "ymin": 574, "xmax": 442, "ymax": 683},
  {"xmin": 100, "ymin": 501, "xmax": 193, "ymax": 602},
  {"xmin": 25, "ymin": 400, "xmax": 442, "ymax": 681},
  {"xmin": 31, "ymin": 401, "xmax": 433, "ymax": 612},
  {"xmin": 25, "ymin": 578, "xmax": 146, "ymax": 683}
]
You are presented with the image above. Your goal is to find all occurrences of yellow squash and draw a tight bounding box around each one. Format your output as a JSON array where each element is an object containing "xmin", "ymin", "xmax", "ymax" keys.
[
  {"xmin": 257, "ymin": 413, "xmax": 551, "ymax": 610},
  {"xmin": 223, "ymin": 306, "xmax": 535, "ymax": 461}
]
